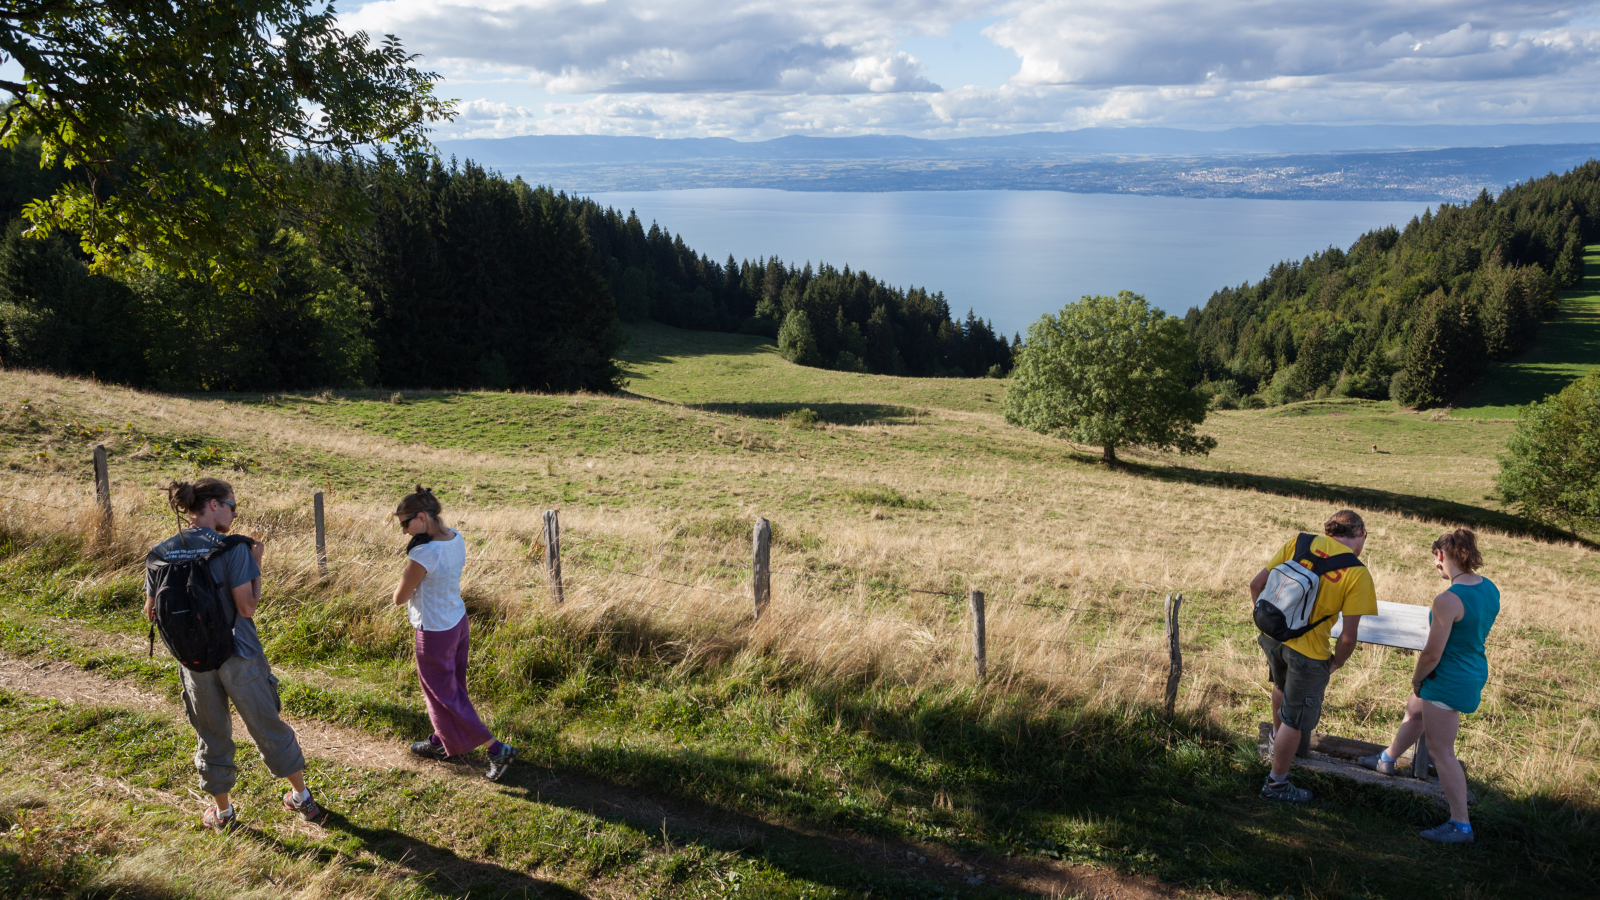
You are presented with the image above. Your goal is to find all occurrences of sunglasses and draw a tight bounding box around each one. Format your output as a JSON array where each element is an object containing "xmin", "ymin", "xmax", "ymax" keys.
[
  {"xmin": 399, "ymin": 513, "xmax": 420, "ymax": 529},
  {"xmin": 219, "ymin": 499, "xmax": 237, "ymax": 512}
]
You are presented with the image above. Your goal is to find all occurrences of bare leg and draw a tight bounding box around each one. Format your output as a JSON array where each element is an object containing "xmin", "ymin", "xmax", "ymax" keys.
[
  {"xmin": 212, "ymin": 791, "xmax": 230, "ymax": 811},
  {"xmin": 1270, "ymin": 686, "xmax": 1284, "ymax": 733},
  {"xmin": 1271, "ymin": 723, "xmax": 1300, "ymax": 779},
  {"xmin": 286, "ymin": 771, "xmax": 308, "ymax": 794},
  {"xmin": 1423, "ymin": 703, "xmax": 1469, "ymax": 823},
  {"xmin": 1384, "ymin": 694, "xmax": 1428, "ymax": 761}
]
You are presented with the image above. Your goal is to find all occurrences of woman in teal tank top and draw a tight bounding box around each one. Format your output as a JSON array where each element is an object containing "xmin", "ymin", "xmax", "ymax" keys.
[{"xmin": 1359, "ymin": 529, "xmax": 1498, "ymax": 844}]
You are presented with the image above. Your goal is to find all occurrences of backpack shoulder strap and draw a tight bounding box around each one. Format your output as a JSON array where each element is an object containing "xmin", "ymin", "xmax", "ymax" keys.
[
  {"xmin": 205, "ymin": 534, "xmax": 255, "ymax": 558},
  {"xmin": 1292, "ymin": 532, "xmax": 1315, "ymax": 563},
  {"xmin": 1310, "ymin": 552, "xmax": 1364, "ymax": 575}
]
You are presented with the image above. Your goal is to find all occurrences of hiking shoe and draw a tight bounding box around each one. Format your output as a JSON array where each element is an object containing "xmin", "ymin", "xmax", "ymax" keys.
[
  {"xmin": 1260, "ymin": 776, "xmax": 1312, "ymax": 804},
  {"xmin": 1358, "ymin": 754, "xmax": 1396, "ymax": 776},
  {"xmin": 1420, "ymin": 821, "xmax": 1474, "ymax": 844},
  {"xmin": 410, "ymin": 739, "xmax": 449, "ymax": 761},
  {"xmin": 202, "ymin": 805, "xmax": 237, "ymax": 833},
  {"xmin": 485, "ymin": 743, "xmax": 518, "ymax": 782},
  {"xmin": 283, "ymin": 789, "xmax": 326, "ymax": 824}
]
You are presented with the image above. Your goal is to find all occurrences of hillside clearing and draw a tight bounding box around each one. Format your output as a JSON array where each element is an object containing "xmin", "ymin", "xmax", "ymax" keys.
[
  {"xmin": 1, "ymin": 344, "xmax": 1597, "ymax": 898},
  {"xmin": 1454, "ymin": 245, "xmax": 1600, "ymax": 418}
]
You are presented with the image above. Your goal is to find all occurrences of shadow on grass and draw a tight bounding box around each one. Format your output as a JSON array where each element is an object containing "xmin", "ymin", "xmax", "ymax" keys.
[
  {"xmin": 1100, "ymin": 455, "xmax": 1594, "ymax": 548},
  {"xmin": 619, "ymin": 322, "xmax": 776, "ymax": 366},
  {"xmin": 305, "ymin": 812, "xmax": 588, "ymax": 899},
  {"xmin": 495, "ymin": 757, "xmax": 1016, "ymax": 899},
  {"xmin": 689, "ymin": 401, "xmax": 924, "ymax": 425},
  {"xmin": 502, "ymin": 688, "xmax": 1600, "ymax": 899}
]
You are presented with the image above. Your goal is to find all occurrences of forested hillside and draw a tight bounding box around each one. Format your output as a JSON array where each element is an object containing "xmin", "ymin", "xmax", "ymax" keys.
[
  {"xmin": 0, "ymin": 140, "xmax": 1004, "ymax": 390},
  {"xmin": 1186, "ymin": 160, "xmax": 1600, "ymax": 408},
  {"xmin": 566, "ymin": 197, "xmax": 1014, "ymax": 377}
]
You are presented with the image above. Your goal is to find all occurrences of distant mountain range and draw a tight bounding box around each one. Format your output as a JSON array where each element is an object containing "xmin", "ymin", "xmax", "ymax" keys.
[
  {"xmin": 435, "ymin": 124, "xmax": 1600, "ymax": 200},
  {"xmin": 440, "ymin": 123, "xmax": 1600, "ymax": 164}
]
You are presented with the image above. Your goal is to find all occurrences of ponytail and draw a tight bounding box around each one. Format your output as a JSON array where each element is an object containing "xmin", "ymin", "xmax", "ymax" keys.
[{"xmin": 164, "ymin": 477, "xmax": 233, "ymax": 518}]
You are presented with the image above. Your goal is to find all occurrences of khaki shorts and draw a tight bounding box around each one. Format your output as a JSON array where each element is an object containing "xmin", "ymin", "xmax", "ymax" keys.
[{"xmin": 1257, "ymin": 634, "xmax": 1332, "ymax": 733}]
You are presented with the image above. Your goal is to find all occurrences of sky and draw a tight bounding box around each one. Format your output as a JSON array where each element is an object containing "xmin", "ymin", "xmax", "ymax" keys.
[{"xmin": 341, "ymin": 0, "xmax": 1600, "ymax": 140}]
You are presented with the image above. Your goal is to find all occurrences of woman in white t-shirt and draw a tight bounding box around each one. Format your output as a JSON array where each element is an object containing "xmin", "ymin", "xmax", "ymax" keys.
[{"xmin": 391, "ymin": 486, "xmax": 516, "ymax": 781}]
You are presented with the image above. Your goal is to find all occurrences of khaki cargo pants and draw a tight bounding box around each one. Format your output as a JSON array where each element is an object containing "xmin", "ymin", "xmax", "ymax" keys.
[{"xmin": 179, "ymin": 652, "xmax": 306, "ymax": 796}]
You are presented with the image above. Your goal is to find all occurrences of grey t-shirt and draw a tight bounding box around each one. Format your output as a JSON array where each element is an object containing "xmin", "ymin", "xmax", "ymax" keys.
[{"xmin": 145, "ymin": 527, "xmax": 263, "ymax": 659}]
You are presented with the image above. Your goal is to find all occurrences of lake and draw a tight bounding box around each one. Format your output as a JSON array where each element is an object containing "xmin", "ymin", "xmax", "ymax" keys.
[{"xmin": 586, "ymin": 189, "xmax": 1435, "ymax": 336}]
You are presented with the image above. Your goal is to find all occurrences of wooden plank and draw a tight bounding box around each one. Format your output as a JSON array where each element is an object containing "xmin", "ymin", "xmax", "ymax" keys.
[
  {"xmin": 1330, "ymin": 599, "xmax": 1431, "ymax": 650},
  {"xmin": 1257, "ymin": 724, "xmax": 1472, "ymax": 806}
]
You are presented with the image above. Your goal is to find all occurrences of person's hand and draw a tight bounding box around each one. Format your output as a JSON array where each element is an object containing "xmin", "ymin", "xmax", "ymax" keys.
[
  {"xmin": 248, "ymin": 534, "xmax": 265, "ymax": 561},
  {"xmin": 143, "ymin": 596, "xmax": 157, "ymax": 623},
  {"xmin": 1328, "ymin": 660, "xmax": 1343, "ymax": 675}
]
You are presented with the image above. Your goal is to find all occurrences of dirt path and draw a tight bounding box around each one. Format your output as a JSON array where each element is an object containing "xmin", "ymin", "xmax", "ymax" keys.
[{"xmin": 0, "ymin": 633, "xmax": 1198, "ymax": 900}]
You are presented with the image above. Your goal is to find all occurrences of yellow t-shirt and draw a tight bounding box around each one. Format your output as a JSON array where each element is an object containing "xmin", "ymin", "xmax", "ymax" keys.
[{"xmin": 1266, "ymin": 535, "xmax": 1378, "ymax": 660}]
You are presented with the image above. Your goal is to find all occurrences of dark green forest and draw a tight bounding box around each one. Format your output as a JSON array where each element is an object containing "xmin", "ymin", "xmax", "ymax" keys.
[
  {"xmin": 1185, "ymin": 160, "xmax": 1600, "ymax": 408},
  {"xmin": 565, "ymin": 197, "xmax": 1014, "ymax": 377},
  {"xmin": 0, "ymin": 143, "xmax": 1011, "ymax": 390}
]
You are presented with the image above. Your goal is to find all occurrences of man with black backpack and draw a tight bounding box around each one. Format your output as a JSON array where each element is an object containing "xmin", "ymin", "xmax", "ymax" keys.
[
  {"xmin": 1249, "ymin": 510, "xmax": 1377, "ymax": 803},
  {"xmin": 144, "ymin": 477, "xmax": 324, "ymax": 831}
]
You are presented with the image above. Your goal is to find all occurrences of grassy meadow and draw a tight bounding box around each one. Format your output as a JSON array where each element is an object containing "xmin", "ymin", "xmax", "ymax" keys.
[{"xmin": 1, "ymin": 321, "xmax": 1598, "ymax": 898}]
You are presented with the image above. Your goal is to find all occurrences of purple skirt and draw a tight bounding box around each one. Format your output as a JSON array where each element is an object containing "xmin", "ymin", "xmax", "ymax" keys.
[{"xmin": 415, "ymin": 613, "xmax": 494, "ymax": 756}]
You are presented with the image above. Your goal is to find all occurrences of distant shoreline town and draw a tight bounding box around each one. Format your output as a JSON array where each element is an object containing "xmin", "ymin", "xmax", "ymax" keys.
[{"xmin": 439, "ymin": 126, "xmax": 1600, "ymax": 202}]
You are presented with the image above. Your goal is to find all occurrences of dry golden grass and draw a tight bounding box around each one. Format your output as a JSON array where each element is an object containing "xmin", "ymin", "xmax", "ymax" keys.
[{"xmin": 2, "ymin": 367, "xmax": 1598, "ymax": 806}]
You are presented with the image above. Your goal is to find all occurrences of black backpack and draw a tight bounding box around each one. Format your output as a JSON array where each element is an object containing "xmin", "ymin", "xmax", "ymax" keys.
[{"xmin": 146, "ymin": 533, "xmax": 253, "ymax": 672}]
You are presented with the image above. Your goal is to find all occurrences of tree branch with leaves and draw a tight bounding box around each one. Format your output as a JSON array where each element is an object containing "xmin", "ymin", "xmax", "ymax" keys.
[{"xmin": 0, "ymin": 0, "xmax": 453, "ymax": 279}]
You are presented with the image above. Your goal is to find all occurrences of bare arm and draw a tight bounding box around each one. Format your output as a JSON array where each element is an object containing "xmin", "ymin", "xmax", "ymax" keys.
[
  {"xmin": 1249, "ymin": 568, "xmax": 1270, "ymax": 603},
  {"xmin": 393, "ymin": 560, "xmax": 427, "ymax": 606},
  {"xmin": 1329, "ymin": 615, "xmax": 1360, "ymax": 672},
  {"xmin": 1413, "ymin": 591, "xmax": 1463, "ymax": 692},
  {"xmin": 231, "ymin": 580, "xmax": 260, "ymax": 618}
]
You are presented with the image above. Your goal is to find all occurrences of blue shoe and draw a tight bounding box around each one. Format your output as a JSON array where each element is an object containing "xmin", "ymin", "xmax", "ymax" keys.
[
  {"xmin": 1419, "ymin": 821, "xmax": 1473, "ymax": 843},
  {"xmin": 1358, "ymin": 754, "xmax": 1396, "ymax": 776}
]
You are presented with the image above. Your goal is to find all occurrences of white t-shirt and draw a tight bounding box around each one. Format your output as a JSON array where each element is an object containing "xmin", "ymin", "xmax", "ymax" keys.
[{"xmin": 406, "ymin": 530, "xmax": 467, "ymax": 632}]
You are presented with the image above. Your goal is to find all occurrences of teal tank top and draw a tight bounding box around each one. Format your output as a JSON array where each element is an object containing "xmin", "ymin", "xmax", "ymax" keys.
[{"xmin": 1419, "ymin": 578, "xmax": 1500, "ymax": 714}]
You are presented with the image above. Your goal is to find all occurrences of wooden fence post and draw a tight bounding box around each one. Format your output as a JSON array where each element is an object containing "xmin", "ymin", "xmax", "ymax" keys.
[
  {"xmin": 543, "ymin": 509, "xmax": 564, "ymax": 604},
  {"xmin": 91, "ymin": 444, "xmax": 112, "ymax": 543},
  {"xmin": 969, "ymin": 590, "xmax": 986, "ymax": 680},
  {"xmin": 751, "ymin": 517, "xmax": 771, "ymax": 621},
  {"xmin": 313, "ymin": 492, "xmax": 327, "ymax": 575},
  {"xmin": 1164, "ymin": 593, "xmax": 1183, "ymax": 716}
]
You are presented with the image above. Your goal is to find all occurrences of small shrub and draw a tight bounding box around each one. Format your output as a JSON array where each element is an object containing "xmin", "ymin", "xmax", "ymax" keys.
[
  {"xmin": 842, "ymin": 486, "xmax": 933, "ymax": 510},
  {"xmin": 782, "ymin": 407, "xmax": 820, "ymax": 429}
]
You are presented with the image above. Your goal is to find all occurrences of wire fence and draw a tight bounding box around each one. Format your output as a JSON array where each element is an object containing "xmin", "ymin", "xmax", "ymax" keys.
[{"xmin": 7, "ymin": 467, "xmax": 1599, "ymax": 776}]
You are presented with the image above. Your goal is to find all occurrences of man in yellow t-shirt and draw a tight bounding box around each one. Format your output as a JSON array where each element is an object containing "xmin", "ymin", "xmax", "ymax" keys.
[{"xmin": 1248, "ymin": 509, "xmax": 1378, "ymax": 803}]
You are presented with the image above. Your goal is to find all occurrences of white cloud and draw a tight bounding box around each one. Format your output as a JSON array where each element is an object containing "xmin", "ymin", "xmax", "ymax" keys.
[
  {"xmin": 346, "ymin": 0, "xmax": 1600, "ymax": 137},
  {"xmin": 347, "ymin": 0, "xmax": 967, "ymax": 93}
]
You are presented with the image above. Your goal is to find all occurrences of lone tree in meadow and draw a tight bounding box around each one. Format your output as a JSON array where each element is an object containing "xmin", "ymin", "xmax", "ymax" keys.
[
  {"xmin": 0, "ymin": 0, "xmax": 452, "ymax": 279},
  {"xmin": 1004, "ymin": 291, "xmax": 1216, "ymax": 465},
  {"xmin": 1498, "ymin": 371, "xmax": 1600, "ymax": 536}
]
